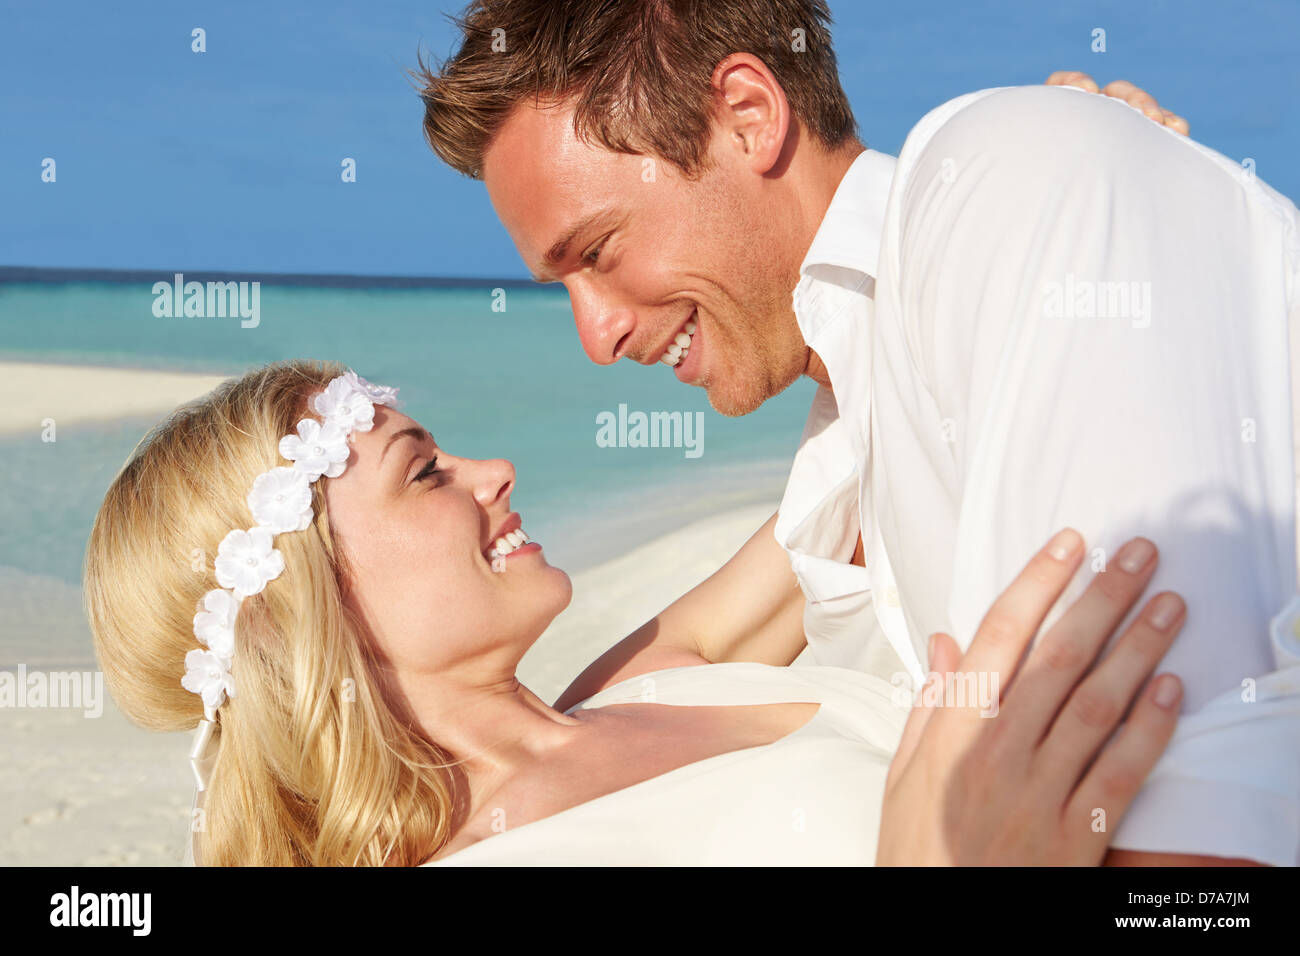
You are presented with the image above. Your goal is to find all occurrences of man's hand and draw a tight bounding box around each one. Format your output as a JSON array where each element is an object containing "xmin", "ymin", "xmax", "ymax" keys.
[
  {"xmin": 876, "ymin": 529, "xmax": 1185, "ymax": 865},
  {"xmin": 1046, "ymin": 71, "xmax": 1190, "ymax": 134}
]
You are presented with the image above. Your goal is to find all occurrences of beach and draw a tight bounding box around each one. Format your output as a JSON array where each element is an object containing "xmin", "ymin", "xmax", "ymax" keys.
[
  {"xmin": 6, "ymin": 330, "xmax": 1300, "ymax": 867},
  {"xmin": 0, "ymin": 301, "xmax": 814, "ymax": 866},
  {"xmin": 0, "ymin": 499, "xmax": 787, "ymax": 866},
  {"xmin": 0, "ymin": 358, "xmax": 796, "ymax": 865},
  {"xmin": 0, "ymin": 362, "xmax": 231, "ymax": 436}
]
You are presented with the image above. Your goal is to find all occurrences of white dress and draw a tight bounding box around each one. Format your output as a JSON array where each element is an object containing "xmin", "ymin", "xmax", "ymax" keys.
[{"xmin": 422, "ymin": 662, "xmax": 908, "ymax": 866}]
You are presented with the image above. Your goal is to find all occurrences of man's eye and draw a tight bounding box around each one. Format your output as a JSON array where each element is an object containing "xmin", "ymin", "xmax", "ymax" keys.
[
  {"xmin": 414, "ymin": 456, "xmax": 440, "ymax": 482},
  {"xmin": 583, "ymin": 242, "xmax": 605, "ymax": 265}
]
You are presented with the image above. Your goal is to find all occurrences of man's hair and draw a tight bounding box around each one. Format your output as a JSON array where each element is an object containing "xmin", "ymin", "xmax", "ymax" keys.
[{"xmin": 415, "ymin": 0, "xmax": 858, "ymax": 180}]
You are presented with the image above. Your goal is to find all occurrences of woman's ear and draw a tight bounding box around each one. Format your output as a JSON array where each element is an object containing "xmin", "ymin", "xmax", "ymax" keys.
[{"xmin": 709, "ymin": 53, "xmax": 791, "ymax": 175}]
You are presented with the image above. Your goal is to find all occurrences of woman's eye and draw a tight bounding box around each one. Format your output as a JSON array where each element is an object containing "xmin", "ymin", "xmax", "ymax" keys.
[{"xmin": 414, "ymin": 456, "xmax": 440, "ymax": 482}]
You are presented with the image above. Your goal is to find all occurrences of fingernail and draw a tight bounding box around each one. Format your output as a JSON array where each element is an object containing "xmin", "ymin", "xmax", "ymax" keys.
[
  {"xmin": 1048, "ymin": 528, "xmax": 1079, "ymax": 561},
  {"xmin": 1117, "ymin": 538, "xmax": 1155, "ymax": 573},
  {"xmin": 1152, "ymin": 674, "xmax": 1182, "ymax": 709},
  {"xmin": 1148, "ymin": 592, "xmax": 1184, "ymax": 630}
]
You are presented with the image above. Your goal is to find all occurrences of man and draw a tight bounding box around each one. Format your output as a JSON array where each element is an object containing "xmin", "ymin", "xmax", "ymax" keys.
[{"xmin": 418, "ymin": 0, "xmax": 1299, "ymax": 865}]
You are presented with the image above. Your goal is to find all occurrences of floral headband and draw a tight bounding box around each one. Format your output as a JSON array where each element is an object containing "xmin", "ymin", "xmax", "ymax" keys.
[{"xmin": 182, "ymin": 370, "xmax": 399, "ymax": 793}]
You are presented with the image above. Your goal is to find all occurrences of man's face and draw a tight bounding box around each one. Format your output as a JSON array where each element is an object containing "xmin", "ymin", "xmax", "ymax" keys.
[{"xmin": 482, "ymin": 100, "xmax": 809, "ymax": 417}]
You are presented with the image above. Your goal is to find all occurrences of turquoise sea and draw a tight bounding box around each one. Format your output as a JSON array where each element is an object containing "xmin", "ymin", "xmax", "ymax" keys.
[{"xmin": 0, "ymin": 273, "xmax": 815, "ymax": 664}]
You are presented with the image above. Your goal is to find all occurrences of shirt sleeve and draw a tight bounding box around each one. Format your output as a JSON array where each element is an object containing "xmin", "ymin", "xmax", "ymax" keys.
[{"xmin": 882, "ymin": 85, "xmax": 1300, "ymax": 864}]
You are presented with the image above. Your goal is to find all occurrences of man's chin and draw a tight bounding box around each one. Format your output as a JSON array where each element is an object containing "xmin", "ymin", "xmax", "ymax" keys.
[
  {"xmin": 704, "ymin": 381, "xmax": 772, "ymax": 418},
  {"xmin": 703, "ymin": 366, "xmax": 801, "ymax": 418}
]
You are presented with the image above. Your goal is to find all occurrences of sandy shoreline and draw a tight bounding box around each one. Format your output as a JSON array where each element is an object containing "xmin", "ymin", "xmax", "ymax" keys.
[
  {"xmin": 0, "ymin": 362, "xmax": 232, "ymax": 435},
  {"xmin": 0, "ymin": 501, "xmax": 785, "ymax": 866}
]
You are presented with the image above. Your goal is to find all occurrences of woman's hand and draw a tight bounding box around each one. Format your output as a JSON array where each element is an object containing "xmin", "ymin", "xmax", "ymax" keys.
[
  {"xmin": 876, "ymin": 528, "xmax": 1185, "ymax": 865},
  {"xmin": 1046, "ymin": 71, "xmax": 1190, "ymax": 134}
]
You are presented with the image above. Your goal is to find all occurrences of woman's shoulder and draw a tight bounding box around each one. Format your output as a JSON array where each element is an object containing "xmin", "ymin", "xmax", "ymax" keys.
[
  {"xmin": 555, "ymin": 644, "xmax": 711, "ymax": 713},
  {"xmin": 564, "ymin": 658, "xmax": 882, "ymax": 715}
]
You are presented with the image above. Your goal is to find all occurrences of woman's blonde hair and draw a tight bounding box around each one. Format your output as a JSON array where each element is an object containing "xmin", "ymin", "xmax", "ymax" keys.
[{"xmin": 84, "ymin": 359, "xmax": 461, "ymax": 865}]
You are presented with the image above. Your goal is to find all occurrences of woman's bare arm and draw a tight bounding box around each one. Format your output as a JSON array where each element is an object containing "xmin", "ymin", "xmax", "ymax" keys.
[{"xmin": 553, "ymin": 512, "xmax": 805, "ymax": 711}]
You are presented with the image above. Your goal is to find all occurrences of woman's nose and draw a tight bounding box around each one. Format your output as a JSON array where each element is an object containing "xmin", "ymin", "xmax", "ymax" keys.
[{"xmin": 472, "ymin": 458, "xmax": 515, "ymax": 508}]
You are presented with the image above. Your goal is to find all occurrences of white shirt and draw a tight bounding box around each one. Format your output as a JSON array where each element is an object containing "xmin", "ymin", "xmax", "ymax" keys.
[{"xmin": 774, "ymin": 85, "xmax": 1300, "ymax": 865}]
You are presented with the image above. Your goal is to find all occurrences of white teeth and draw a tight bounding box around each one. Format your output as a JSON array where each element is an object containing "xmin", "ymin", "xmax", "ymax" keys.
[
  {"xmin": 486, "ymin": 527, "xmax": 530, "ymax": 561},
  {"xmin": 660, "ymin": 314, "xmax": 698, "ymax": 366}
]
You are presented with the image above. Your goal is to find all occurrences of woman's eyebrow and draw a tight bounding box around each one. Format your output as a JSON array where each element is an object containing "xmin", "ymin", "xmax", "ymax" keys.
[{"xmin": 379, "ymin": 426, "xmax": 433, "ymax": 465}]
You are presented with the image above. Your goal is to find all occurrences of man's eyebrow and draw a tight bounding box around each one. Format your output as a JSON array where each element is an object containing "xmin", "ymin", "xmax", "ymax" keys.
[
  {"xmin": 541, "ymin": 208, "xmax": 615, "ymax": 272},
  {"xmin": 379, "ymin": 426, "xmax": 433, "ymax": 465}
]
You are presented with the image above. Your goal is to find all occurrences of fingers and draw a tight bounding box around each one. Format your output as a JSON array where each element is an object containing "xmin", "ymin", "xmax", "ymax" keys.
[
  {"xmin": 1045, "ymin": 70, "xmax": 1099, "ymax": 93},
  {"xmin": 1101, "ymin": 79, "xmax": 1165, "ymax": 123},
  {"xmin": 930, "ymin": 630, "xmax": 963, "ymax": 673},
  {"xmin": 886, "ymin": 671, "xmax": 939, "ymax": 790},
  {"xmin": 1066, "ymin": 673, "xmax": 1183, "ymax": 846},
  {"xmin": 958, "ymin": 528, "xmax": 1084, "ymax": 690},
  {"xmin": 1048, "ymin": 74, "xmax": 1188, "ymax": 133},
  {"xmin": 1003, "ymin": 537, "xmax": 1159, "ymax": 741},
  {"xmin": 886, "ymin": 633, "xmax": 960, "ymax": 789},
  {"xmin": 1160, "ymin": 108, "xmax": 1190, "ymax": 135},
  {"xmin": 1037, "ymin": 589, "xmax": 1186, "ymax": 794}
]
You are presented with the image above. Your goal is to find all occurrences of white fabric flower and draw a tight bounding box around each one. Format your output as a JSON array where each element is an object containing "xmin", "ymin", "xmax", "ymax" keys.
[
  {"xmin": 247, "ymin": 466, "xmax": 313, "ymax": 533},
  {"xmin": 214, "ymin": 527, "xmax": 285, "ymax": 598},
  {"xmin": 182, "ymin": 649, "xmax": 236, "ymax": 709},
  {"xmin": 278, "ymin": 418, "xmax": 350, "ymax": 479},
  {"xmin": 311, "ymin": 376, "xmax": 377, "ymax": 433},
  {"xmin": 193, "ymin": 588, "xmax": 240, "ymax": 663},
  {"xmin": 179, "ymin": 371, "xmax": 402, "ymax": 714},
  {"xmin": 343, "ymin": 369, "xmax": 400, "ymax": 408}
]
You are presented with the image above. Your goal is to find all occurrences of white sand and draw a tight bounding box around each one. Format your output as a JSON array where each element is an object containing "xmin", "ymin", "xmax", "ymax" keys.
[
  {"xmin": 519, "ymin": 502, "xmax": 808, "ymax": 705},
  {"xmin": 0, "ymin": 362, "xmax": 231, "ymax": 435},
  {"xmin": 0, "ymin": 501, "xmax": 789, "ymax": 866}
]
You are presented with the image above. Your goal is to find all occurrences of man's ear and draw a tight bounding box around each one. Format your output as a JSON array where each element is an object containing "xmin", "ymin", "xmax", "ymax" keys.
[{"xmin": 710, "ymin": 53, "xmax": 791, "ymax": 175}]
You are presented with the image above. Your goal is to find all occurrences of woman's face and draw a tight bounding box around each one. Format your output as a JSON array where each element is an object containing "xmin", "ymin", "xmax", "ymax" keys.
[{"xmin": 322, "ymin": 405, "xmax": 572, "ymax": 677}]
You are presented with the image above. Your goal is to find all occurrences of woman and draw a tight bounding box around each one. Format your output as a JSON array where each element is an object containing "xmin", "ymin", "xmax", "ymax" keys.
[{"xmin": 84, "ymin": 359, "xmax": 1184, "ymax": 865}]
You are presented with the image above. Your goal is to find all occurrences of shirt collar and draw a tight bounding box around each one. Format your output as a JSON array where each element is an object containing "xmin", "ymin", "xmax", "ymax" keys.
[{"xmin": 798, "ymin": 147, "xmax": 897, "ymax": 283}]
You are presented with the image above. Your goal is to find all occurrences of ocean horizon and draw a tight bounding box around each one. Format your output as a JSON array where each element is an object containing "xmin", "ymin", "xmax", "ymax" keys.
[{"xmin": 0, "ymin": 271, "xmax": 814, "ymax": 666}]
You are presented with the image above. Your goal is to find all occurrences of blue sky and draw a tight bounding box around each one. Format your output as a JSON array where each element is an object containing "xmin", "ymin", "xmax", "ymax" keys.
[{"xmin": 2, "ymin": 0, "xmax": 1296, "ymax": 278}]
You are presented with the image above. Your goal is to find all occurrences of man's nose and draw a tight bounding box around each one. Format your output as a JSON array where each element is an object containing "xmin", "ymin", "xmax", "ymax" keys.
[{"xmin": 566, "ymin": 280, "xmax": 635, "ymax": 365}]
